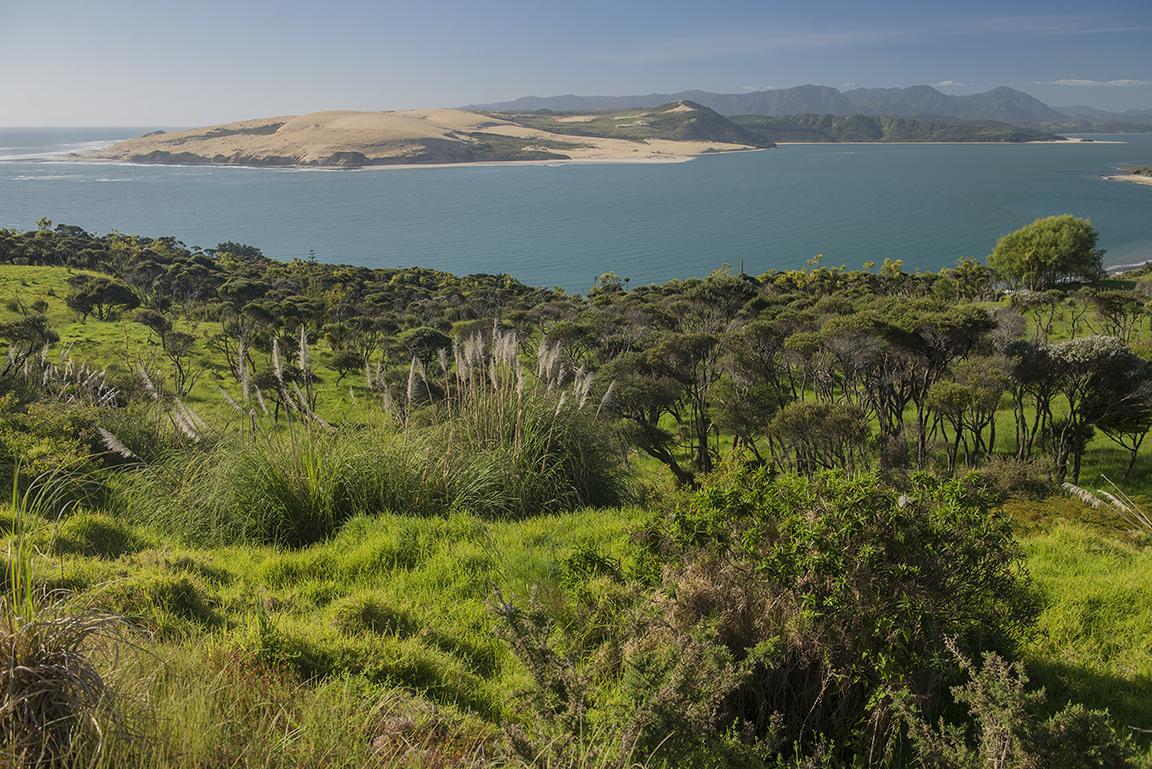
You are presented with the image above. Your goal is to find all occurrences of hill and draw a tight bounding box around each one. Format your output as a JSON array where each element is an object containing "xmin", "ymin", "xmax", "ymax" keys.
[
  {"xmin": 482, "ymin": 100, "xmax": 771, "ymax": 147},
  {"xmin": 80, "ymin": 104, "xmax": 764, "ymax": 169},
  {"xmin": 467, "ymin": 84, "xmax": 1069, "ymax": 123},
  {"xmin": 731, "ymin": 113, "xmax": 1066, "ymax": 143}
]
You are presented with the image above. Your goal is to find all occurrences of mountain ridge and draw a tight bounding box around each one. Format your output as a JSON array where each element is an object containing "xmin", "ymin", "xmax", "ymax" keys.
[{"xmin": 463, "ymin": 85, "xmax": 1123, "ymax": 124}]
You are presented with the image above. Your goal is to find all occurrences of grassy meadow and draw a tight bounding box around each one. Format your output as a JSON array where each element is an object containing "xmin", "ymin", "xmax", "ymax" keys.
[{"xmin": 1, "ymin": 253, "xmax": 1152, "ymax": 768}]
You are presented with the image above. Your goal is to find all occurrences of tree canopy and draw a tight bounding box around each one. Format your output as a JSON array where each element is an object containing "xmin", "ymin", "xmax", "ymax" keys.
[{"xmin": 988, "ymin": 214, "xmax": 1104, "ymax": 290}]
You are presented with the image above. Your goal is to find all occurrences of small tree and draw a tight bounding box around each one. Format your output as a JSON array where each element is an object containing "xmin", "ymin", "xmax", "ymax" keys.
[
  {"xmin": 988, "ymin": 215, "xmax": 1104, "ymax": 290},
  {"xmin": 65, "ymin": 276, "xmax": 140, "ymax": 321}
]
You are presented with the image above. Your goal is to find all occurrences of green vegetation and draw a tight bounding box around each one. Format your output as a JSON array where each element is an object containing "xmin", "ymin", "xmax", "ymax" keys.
[
  {"xmin": 989, "ymin": 215, "xmax": 1105, "ymax": 290},
  {"xmin": 495, "ymin": 100, "xmax": 774, "ymax": 148},
  {"xmin": 1, "ymin": 219, "xmax": 1152, "ymax": 766},
  {"xmin": 731, "ymin": 113, "xmax": 1065, "ymax": 143},
  {"xmin": 169, "ymin": 121, "xmax": 286, "ymax": 144}
]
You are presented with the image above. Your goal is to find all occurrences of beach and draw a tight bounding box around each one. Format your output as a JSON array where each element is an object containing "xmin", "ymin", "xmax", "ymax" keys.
[
  {"xmin": 1104, "ymin": 173, "xmax": 1152, "ymax": 187},
  {"xmin": 77, "ymin": 109, "xmax": 760, "ymax": 169}
]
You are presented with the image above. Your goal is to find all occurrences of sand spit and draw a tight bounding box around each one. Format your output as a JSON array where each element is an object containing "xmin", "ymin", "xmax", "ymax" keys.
[
  {"xmin": 1104, "ymin": 174, "xmax": 1152, "ymax": 187},
  {"xmin": 80, "ymin": 109, "xmax": 759, "ymax": 169}
]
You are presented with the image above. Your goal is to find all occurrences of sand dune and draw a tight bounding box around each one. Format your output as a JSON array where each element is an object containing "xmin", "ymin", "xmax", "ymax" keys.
[{"xmin": 82, "ymin": 109, "xmax": 757, "ymax": 168}]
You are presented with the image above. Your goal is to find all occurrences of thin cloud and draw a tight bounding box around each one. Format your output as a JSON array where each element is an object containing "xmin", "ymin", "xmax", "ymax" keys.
[
  {"xmin": 1036, "ymin": 79, "xmax": 1152, "ymax": 86},
  {"xmin": 602, "ymin": 15, "xmax": 1138, "ymax": 64},
  {"xmin": 933, "ymin": 80, "xmax": 968, "ymax": 87},
  {"xmin": 742, "ymin": 85, "xmax": 778, "ymax": 91}
]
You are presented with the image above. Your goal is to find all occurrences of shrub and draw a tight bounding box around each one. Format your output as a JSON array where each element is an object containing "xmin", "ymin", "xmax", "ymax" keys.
[
  {"xmin": 966, "ymin": 455, "xmax": 1057, "ymax": 502},
  {"xmin": 896, "ymin": 639, "xmax": 1133, "ymax": 769},
  {"xmin": 496, "ymin": 463, "xmax": 1040, "ymax": 766}
]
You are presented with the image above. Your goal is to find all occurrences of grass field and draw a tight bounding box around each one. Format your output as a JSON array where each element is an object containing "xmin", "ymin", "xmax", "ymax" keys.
[{"xmin": 3, "ymin": 262, "xmax": 1152, "ymax": 766}]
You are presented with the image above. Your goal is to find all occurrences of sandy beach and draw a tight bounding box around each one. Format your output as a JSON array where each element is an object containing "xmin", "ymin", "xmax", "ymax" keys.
[
  {"xmin": 79, "ymin": 109, "xmax": 760, "ymax": 169},
  {"xmin": 1104, "ymin": 174, "xmax": 1152, "ymax": 187}
]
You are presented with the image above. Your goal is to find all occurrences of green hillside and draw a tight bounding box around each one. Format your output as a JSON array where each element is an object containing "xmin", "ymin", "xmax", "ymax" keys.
[
  {"xmin": 1, "ymin": 219, "xmax": 1151, "ymax": 767},
  {"xmin": 732, "ymin": 113, "xmax": 1066, "ymax": 142},
  {"xmin": 494, "ymin": 100, "xmax": 775, "ymax": 147}
]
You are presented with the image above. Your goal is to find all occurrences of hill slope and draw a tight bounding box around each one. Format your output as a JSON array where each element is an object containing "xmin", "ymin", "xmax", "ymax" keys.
[
  {"xmin": 467, "ymin": 85, "xmax": 1069, "ymax": 123},
  {"xmin": 732, "ymin": 114, "xmax": 1065, "ymax": 143},
  {"xmin": 81, "ymin": 105, "xmax": 763, "ymax": 169}
]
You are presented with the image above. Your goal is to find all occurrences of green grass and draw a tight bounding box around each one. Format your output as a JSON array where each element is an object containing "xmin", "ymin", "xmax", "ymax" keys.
[
  {"xmin": 1020, "ymin": 522, "xmax": 1152, "ymax": 759},
  {"xmin": 8, "ymin": 501, "xmax": 642, "ymax": 766}
]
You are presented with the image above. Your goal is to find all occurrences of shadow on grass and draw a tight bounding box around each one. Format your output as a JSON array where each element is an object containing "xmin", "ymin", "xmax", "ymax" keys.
[{"xmin": 1027, "ymin": 657, "xmax": 1152, "ymax": 755}]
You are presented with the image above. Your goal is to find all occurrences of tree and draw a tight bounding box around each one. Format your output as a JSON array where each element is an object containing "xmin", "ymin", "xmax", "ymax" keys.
[
  {"xmin": 65, "ymin": 276, "xmax": 141, "ymax": 321},
  {"xmin": 1046, "ymin": 335, "xmax": 1152, "ymax": 482},
  {"xmin": 988, "ymin": 215, "xmax": 1104, "ymax": 290},
  {"xmin": 0, "ymin": 315, "xmax": 59, "ymax": 381}
]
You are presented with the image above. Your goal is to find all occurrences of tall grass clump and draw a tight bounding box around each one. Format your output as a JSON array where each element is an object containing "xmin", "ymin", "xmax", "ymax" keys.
[
  {"xmin": 407, "ymin": 331, "xmax": 630, "ymax": 519},
  {"xmin": 2, "ymin": 471, "xmax": 146, "ymax": 766},
  {"xmin": 134, "ymin": 427, "xmax": 388, "ymax": 548},
  {"xmin": 131, "ymin": 330, "xmax": 630, "ymax": 547}
]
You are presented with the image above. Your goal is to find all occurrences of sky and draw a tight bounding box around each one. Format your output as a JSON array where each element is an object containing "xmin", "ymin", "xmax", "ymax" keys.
[{"xmin": 0, "ymin": 0, "xmax": 1149, "ymax": 126}]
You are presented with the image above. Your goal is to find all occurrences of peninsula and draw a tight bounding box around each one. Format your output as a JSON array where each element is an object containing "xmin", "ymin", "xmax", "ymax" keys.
[
  {"xmin": 1105, "ymin": 165, "xmax": 1152, "ymax": 187},
  {"xmin": 81, "ymin": 103, "xmax": 766, "ymax": 169}
]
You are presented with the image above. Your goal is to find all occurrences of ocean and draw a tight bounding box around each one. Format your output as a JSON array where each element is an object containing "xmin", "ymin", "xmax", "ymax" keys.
[{"xmin": 2, "ymin": 127, "xmax": 1150, "ymax": 293}]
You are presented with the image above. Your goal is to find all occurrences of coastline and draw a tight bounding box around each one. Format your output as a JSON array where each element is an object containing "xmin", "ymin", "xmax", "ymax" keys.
[
  {"xmin": 774, "ymin": 137, "xmax": 1123, "ymax": 146},
  {"xmin": 1103, "ymin": 173, "xmax": 1152, "ymax": 187},
  {"xmin": 53, "ymin": 144, "xmax": 766, "ymax": 171}
]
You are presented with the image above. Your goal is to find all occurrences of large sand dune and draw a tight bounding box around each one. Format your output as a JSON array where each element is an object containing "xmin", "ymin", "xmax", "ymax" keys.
[{"xmin": 82, "ymin": 109, "xmax": 757, "ymax": 168}]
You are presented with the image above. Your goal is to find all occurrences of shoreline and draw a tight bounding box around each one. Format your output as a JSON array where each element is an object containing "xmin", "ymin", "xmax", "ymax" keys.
[
  {"xmin": 775, "ymin": 137, "xmax": 1123, "ymax": 146},
  {"xmin": 1103, "ymin": 173, "xmax": 1152, "ymax": 187},
  {"xmin": 31, "ymin": 146, "xmax": 766, "ymax": 171}
]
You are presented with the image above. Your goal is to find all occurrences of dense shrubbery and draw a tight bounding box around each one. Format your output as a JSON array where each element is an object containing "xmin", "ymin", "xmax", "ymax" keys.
[{"xmin": 495, "ymin": 464, "xmax": 1057, "ymax": 766}]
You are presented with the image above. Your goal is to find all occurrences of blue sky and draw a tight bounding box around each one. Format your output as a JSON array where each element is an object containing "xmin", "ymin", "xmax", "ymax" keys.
[{"xmin": 0, "ymin": 0, "xmax": 1148, "ymax": 125}]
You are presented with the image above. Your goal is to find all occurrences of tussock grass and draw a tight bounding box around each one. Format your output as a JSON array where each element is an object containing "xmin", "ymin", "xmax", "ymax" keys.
[
  {"xmin": 2, "ymin": 471, "xmax": 150, "ymax": 767},
  {"xmin": 124, "ymin": 331, "xmax": 631, "ymax": 548}
]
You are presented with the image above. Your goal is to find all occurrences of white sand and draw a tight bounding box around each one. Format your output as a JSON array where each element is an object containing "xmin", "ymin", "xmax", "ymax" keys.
[{"xmin": 81, "ymin": 108, "xmax": 758, "ymax": 168}]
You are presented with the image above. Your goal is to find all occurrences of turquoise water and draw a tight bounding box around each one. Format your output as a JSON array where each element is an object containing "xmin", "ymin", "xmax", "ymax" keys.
[{"xmin": 2, "ymin": 128, "xmax": 1150, "ymax": 292}]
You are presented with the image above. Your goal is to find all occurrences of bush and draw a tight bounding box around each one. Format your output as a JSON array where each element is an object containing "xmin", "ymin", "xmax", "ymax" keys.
[
  {"xmin": 497, "ymin": 463, "xmax": 1041, "ymax": 766},
  {"xmin": 896, "ymin": 639, "xmax": 1133, "ymax": 769},
  {"xmin": 966, "ymin": 455, "xmax": 1057, "ymax": 502}
]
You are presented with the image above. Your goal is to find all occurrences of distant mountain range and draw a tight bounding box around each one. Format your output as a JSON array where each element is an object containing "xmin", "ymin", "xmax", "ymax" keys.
[{"xmin": 465, "ymin": 85, "xmax": 1152, "ymax": 126}]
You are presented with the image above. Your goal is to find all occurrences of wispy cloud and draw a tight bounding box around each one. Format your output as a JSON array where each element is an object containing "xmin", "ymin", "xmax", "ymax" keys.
[
  {"xmin": 933, "ymin": 80, "xmax": 968, "ymax": 87},
  {"xmin": 602, "ymin": 15, "xmax": 1140, "ymax": 64},
  {"xmin": 742, "ymin": 85, "xmax": 778, "ymax": 91},
  {"xmin": 1035, "ymin": 79, "xmax": 1152, "ymax": 87}
]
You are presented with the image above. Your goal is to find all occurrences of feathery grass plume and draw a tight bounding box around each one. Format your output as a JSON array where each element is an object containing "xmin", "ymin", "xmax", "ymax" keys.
[
  {"xmin": 535, "ymin": 337, "xmax": 551, "ymax": 381},
  {"xmin": 97, "ymin": 427, "xmax": 137, "ymax": 460},
  {"xmin": 298, "ymin": 325, "xmax": 311, "ymax": 376},
  {"xmin": 138, "ymin": 363, "xmax": 160, "ymax": 402},
  {"xmin": 349, "ymin": 386, "xmax": 357, "ymax": 405},
  {"xmin": 1063, "ymin": 477, "xmax": 1152, "ymax": 534},
  {"xmin": 238, "ymin": 337, "xmax": 251, "ymax": 405},
  {"xmin": 217, "ymin": 385, "xmax": 245, "ymax": 417},
  {"xmin": 555, "ymin": 390, "xmax": 568, "ymax": 416},
  {"xmin": 171, "ymin": 409, "xmax": 200, "ymax": 442},
  {"xmin": 254, "ymin": 386, "xmax": 270, "ymax": 415},
  {"xmin": 175, "ymin": 398, "xmax": 212, "ymax": 434},
  {"xmin": 597, "ymin": 380, "xmax": 616, "ymax": 417},
  {"xmin": 406, "ymin": 357, "xmax": 428, "ymax": 407},
  {"xmin": 574, "ymin": 367, "xmax": 593, "ymax": 409},
  {"xmin": 272, "ymin": 337, "xmax": 284, "ymax": 383}
]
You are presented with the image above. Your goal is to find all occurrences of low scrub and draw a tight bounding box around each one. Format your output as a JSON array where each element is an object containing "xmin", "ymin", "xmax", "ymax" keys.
[{"xmin": 496, "ymin": 464, "xmax": 1042, "ymax": 766}]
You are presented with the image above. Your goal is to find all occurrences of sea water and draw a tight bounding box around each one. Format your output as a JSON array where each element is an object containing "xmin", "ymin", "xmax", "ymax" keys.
[{"xmin": 1, "ymin": 128, "xmax": 1150, "ymax": 293}]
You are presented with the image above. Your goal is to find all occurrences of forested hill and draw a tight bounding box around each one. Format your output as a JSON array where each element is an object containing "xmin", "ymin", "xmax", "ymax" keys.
[
  {"xmin": 731, "ymin": 113, "xmax": 1066, "ymax": 143},
  {"xmin": 490, "ymin": 101, "xmax": 772, "ymax": 147}
]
